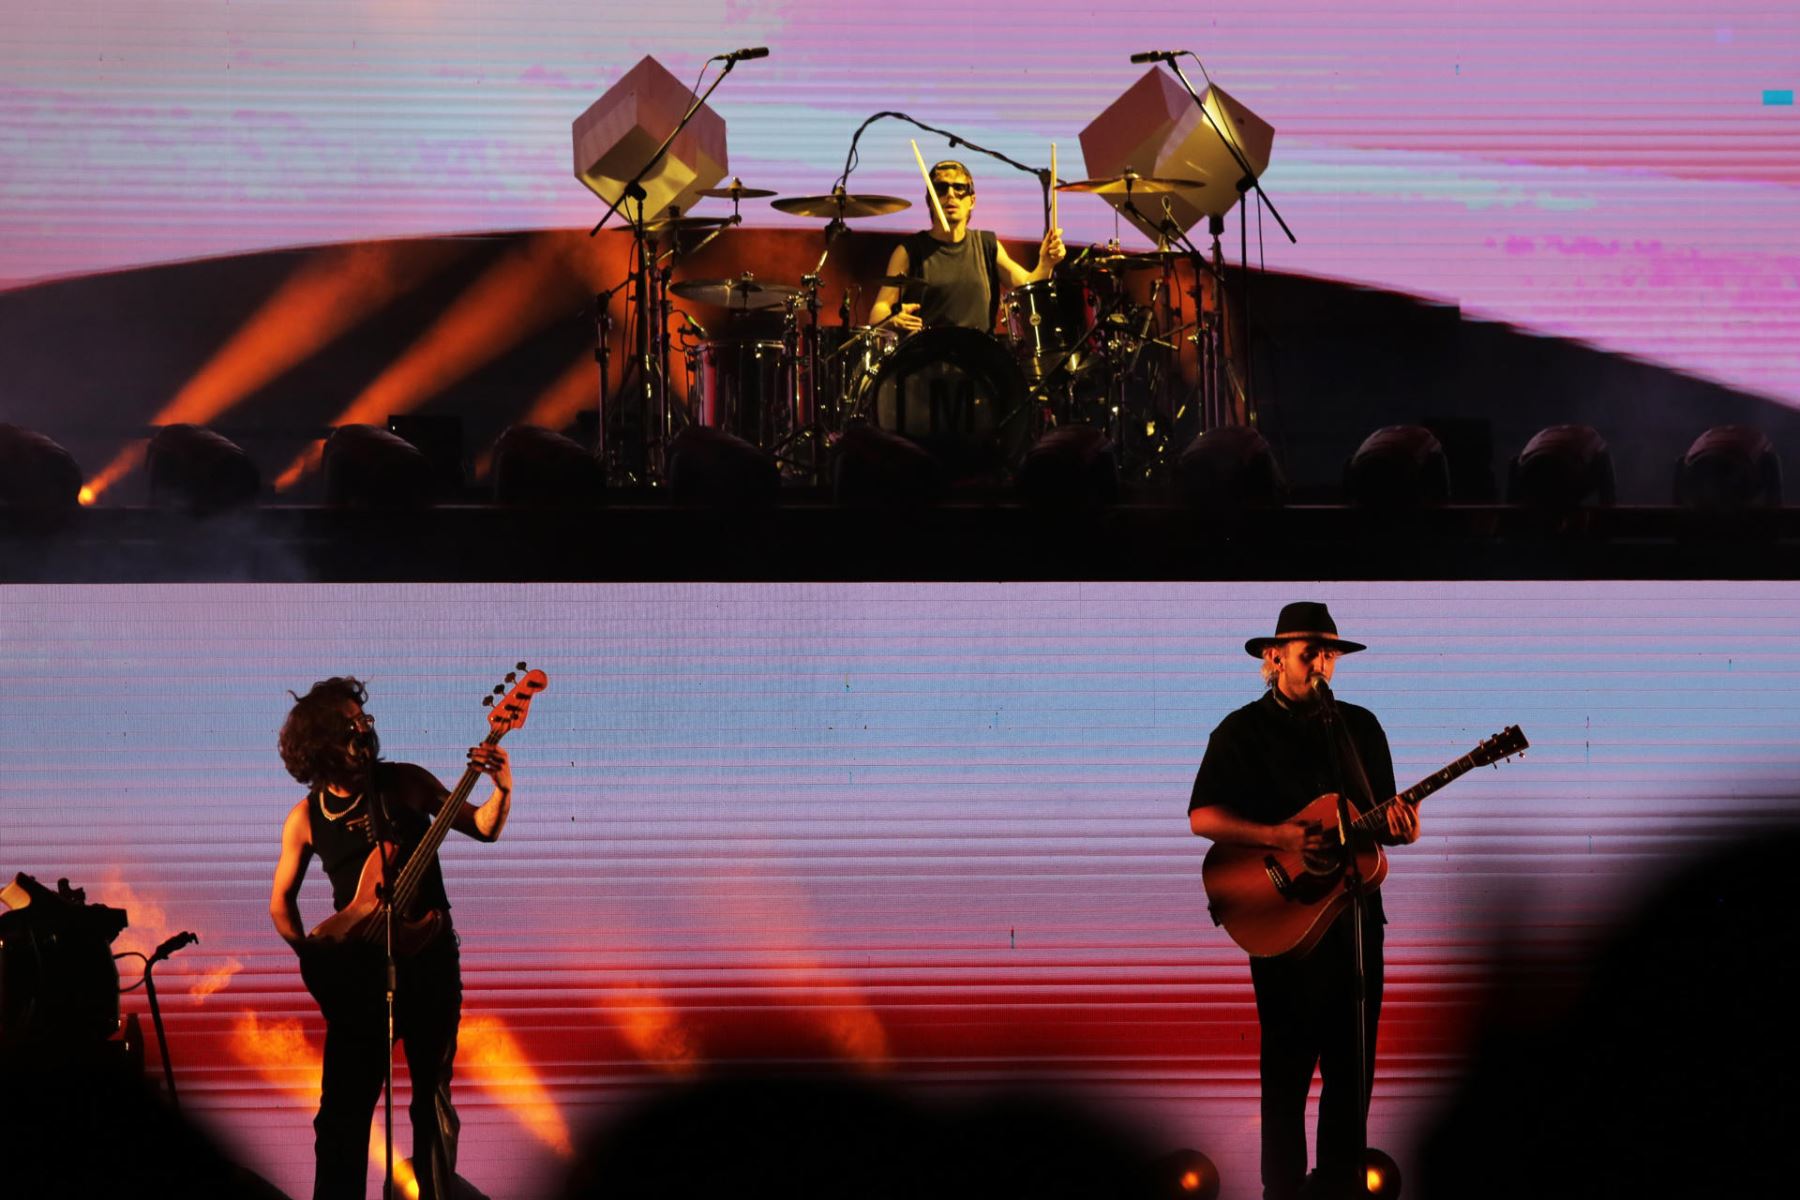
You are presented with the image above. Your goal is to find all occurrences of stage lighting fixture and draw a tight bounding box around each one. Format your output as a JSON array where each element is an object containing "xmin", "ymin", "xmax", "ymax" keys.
[
  {"xmin": 831, "ymin": 424, "xmax": 948, "ymax": 509},
  {"xmin": 1017, "ymin": 425, "xmax": 1118, "ymax": 511},
  {"xmin": 321, "ymin": 424, "xmax": 437, "ymax": 509},
  {"xmin": 1344, "ymin": 425, "xmax": 1451, "ymax": 510},
  {"xmin": 1147, "ymin": 1148, "xmax": 1221, "ymax": 1200},
  {"xmin": 1173, "ymin": 423, "xmax": 1285, "ymax": 510},
  {"xmin": 667, "ymin": 425, "xmax": 780, "ymax": 508},
  {"xmin": 492, "ymin": 424, "xmax": 606, "ymax": 507},
  {"xmin": 1507, "ymin": 424, "xmax": 1615, "ymax": 510},
  {"xmin": 1362, "ymin": 1147, "xmax": 1403, "ymax": 1197},
  {"xmin": 145, "ymin": 424, "xmax": 260, "ymax": 514},
  {"xmin": 1675, "ymin": 424, "xmax": 1781, "ymax": 510},
  {"xmin": 0, "ymin": 423, "xmax": 83, "ymax": 515}
]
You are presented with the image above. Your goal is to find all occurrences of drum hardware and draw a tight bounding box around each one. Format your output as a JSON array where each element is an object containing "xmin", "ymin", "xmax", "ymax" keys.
[{"xmin": 586, "ymin": 54, "xmax": 759, "ymax": 487}]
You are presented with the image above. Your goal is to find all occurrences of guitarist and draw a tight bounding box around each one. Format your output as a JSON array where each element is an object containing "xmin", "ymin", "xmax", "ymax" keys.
[
  {"xmin": 1187, "ymin": 603, "xmax": 1417, "ymax": 1200},
  {"xmin": 269, "ymin": 676, "xmax": 513, "ymax": 1200}
]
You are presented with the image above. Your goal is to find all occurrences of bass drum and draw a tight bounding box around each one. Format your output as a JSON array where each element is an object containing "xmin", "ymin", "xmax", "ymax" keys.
[{"xmin": 848, "ymin": 327, "xmax": 1030, "ymax": 477}]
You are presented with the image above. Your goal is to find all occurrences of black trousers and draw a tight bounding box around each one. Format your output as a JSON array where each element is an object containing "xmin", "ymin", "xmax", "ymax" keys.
[
  {"xmin": 1248, "ymin": 906, "xmax": 1384, "ymax": 1200},
  {"xmin": 300, "ymin": 933, "xmax": 462, "ymax": 1200}
]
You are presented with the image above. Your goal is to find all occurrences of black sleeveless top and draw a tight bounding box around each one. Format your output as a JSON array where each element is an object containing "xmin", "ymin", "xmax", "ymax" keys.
[
  {"xmin": 308, "ymin": 761, "xmax": 452, "ymax": 919},
  {"xmin": 899, "ymin": 229, "xmax": 1000, "ymax": 332}
]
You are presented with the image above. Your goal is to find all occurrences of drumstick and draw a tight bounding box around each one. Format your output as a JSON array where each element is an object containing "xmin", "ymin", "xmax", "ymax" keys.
[
  {"xmin": 912, "ymin": 139, "xmax": 950, "ymax": 233},
  {"xmin": 1050, "ymin": 142, "xmax": 1058, "ymax": 235}
]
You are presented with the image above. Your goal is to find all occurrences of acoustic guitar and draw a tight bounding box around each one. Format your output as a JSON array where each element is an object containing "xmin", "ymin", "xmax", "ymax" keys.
[
  {"xmin": 308, "ymin": 664, "xmax": 548, "ymax": 956},
  {"xmin": 1201, "ymin": 725, "xmax": 1527, "ymax": 957}
]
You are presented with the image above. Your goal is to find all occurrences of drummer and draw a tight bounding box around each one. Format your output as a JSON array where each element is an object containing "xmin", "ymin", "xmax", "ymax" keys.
[{"xmin": 868, "ymin": 160, "xmax": 1065, "ymax": 335}]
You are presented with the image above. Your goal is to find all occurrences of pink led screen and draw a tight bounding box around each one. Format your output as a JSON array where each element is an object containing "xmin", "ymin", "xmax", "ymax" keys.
[
  {"xmin": 2, "ymin": 1, "xmax": 1796, "ymax": 405},
  {"xmin": 4, "ymin": 581, "xmax": 1796, "ymax": 1197}
]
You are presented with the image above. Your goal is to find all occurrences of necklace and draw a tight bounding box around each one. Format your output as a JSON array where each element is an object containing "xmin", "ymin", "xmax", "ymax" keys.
[{"xmin": 318, "ymin": 789, "xmax": 362, "ymax": 821}]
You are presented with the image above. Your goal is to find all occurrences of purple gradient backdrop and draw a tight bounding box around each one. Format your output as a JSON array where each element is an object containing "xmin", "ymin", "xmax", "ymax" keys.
[{"xmin": 4, "ymin": 581, "xmax": 1797, "ymax": 1197}]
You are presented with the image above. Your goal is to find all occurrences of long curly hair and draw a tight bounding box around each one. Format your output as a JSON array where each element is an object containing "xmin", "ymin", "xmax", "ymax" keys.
[{"xmin": 279, "ymin": 676, "xmax": 377, "ymax": 787}]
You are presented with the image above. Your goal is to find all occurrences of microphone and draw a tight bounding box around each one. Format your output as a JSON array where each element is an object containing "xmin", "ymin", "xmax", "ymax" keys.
[
  {"xmin": 719, "ymin": 46, "xmax": 770, "ymax": 61},
  {"xmin": 1311, "ymin": 677, "xmax": 1335, "ymax": 703},
  {"xmin": 1129, "ymin": 49, "xmax": 1187, "ymax": 63},
  {"xmin": 680, "ymin": 311, "xmax": 709, "ymax": 339},
  {"xmin": 150, "ymin": 931, "xmax": 199, "ymax": 964}
]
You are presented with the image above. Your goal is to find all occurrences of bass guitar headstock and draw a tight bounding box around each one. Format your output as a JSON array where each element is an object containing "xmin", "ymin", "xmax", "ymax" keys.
[
  {"xmin": 1471, "ymin": 724, "xmax": 1528, "ymax": 767},
  {"xmin": 482, "ymin": 662, "xmax": 549, "ymax": 736}
]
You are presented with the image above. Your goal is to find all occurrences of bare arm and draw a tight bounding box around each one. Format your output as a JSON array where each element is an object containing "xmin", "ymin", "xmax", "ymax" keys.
[
  {"xmin": 1189, "ymin": 803, "xmax": 1327, "ymax": 857},
  {"xmin": 995, "ymin": 227, "xmax": 1066, "ymax": 287},
  {"xmin": 269, "ymin": 800, "xmax": 314, "ymax": 949},
  {"xmin": 452, "ymin": 745, "xmax": 512, "ymax": 842},
  {"xmin": 868, "ymin": 244, "xmax": 921, "ymax": 332}
]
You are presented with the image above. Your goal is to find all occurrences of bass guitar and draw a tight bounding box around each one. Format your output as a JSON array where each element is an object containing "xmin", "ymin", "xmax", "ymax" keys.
[
  {"xmin": 1201, "ymin": 725, "xmax": 1527, "ymax": 957},
  {"xmin": 309, "ymin": 663, "xmax": 548, "ymax": 956}
]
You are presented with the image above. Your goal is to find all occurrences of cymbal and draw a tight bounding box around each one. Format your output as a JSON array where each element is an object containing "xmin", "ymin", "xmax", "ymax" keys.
[
  {"xmin": 643, "ymin": 214, "xmax": 736, "ymax": 233},
  {"xmin": 1073, "ymin": 250, "xmax": 1187, "ymax": 273},
  {"xmin": 696, "ymin": 177, "xmax": 776, "ymax": 200},
  {"xmin": 669, "ymin": 276, "xmax": 803, "ymax": 310},
  {"xmin": 1055, "ymin": 172, "xmax": 1205, "ymax": 196},
  {"xmin": 771, "ymin": 192, "xmax": 912, "ymax": 219}
]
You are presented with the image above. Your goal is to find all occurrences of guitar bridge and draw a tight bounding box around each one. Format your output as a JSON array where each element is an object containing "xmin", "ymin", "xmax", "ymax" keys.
[{"xmin": 1263, "ymin": 855, "xmax": 1294, "ymax": 898}]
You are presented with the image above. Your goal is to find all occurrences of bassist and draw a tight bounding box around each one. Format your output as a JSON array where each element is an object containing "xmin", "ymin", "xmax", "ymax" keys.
[
  {"xmin": 1187, "ymin": 604, "xmax": 1416, "ymax": 1200},
  {"xmin": 269, "ymin": 676, "xmax": 513, "ymax": 1200}
]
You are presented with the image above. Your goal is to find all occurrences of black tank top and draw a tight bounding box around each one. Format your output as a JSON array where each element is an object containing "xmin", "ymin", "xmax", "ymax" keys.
[
  {"xmin": 900, "ymin": 229, "xmax": 998, "ymax": 332},
  {"xmin": 308, "ymin": 761, "xmax": 452, "ymax": 919}
]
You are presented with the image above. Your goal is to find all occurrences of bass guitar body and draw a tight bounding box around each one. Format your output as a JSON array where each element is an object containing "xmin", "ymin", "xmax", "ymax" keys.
[
  {"xmin": 1201, "ymin": 792, "xmax": 1388, "ymax": 958},
  {"xmin": 307, "ymin": 840, "xmax": 445, "ymax": 958}
]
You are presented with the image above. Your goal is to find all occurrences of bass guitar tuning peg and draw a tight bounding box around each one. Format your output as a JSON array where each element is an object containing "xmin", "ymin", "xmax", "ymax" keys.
[
  {"xmin": 481, "ymin": 696, "xmax": 493, "ymax": 707},
  {"xmin": 505, "ymin": 672, "xmax": 517, "ymax": 683},
  {"xmin": 517, "ymin": 661, "xmax": 528, "ymax": 671},
  {"xmin": 493, "ymin": 685, "xmax": 505, "ymax": 695}
]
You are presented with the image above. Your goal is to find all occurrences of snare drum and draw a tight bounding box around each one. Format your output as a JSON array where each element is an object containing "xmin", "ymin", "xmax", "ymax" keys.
[
  {"xmin": 683, "ymin": 338, "xmax": 792, "ymax": 447},
  {"xmin": 1005, "ymin": 278, "xmax": 1097, "ymax": 382},
  {"xmin": 848, "ymin": 327, "xmax": 1030, "ymax": 476}
]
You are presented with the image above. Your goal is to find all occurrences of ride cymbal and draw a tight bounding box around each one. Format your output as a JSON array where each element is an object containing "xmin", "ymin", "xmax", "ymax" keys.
[
  {"xmin": 771, "ymin": 192, "xmax": 912, "ymax": 219},
  {"xmin": 1055, "ymin": 172, "xmax": 1206, "ymax": 196},
  {"xmin": 696, "ymin": 177, "xmax": 777, "ymax": 200}
]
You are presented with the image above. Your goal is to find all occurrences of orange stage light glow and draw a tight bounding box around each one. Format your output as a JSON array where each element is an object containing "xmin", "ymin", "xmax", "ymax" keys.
[
  {"xmin": 457, "ymin": 1013, "xmax": 575, "ymax": 1156},
  {"xmin": 79, "ymin": 439, "xmax": 148, "ymax": 506},
  {"xmin": 190, "ymin": 957, "xmax": 244, "ymax": 1003},
  {"xmin": 229, "ymin": 1012, "xmax": 420, "ymax": 1197},
  {"xmin": 94, "ymin": 871, "xmax": 173, "ymax": 960},
  {"xmin": 473, "ymin": 351, "xmax": 596, "ymax": 481},
  {"xmin": 603, "ymin": 986, "xmax": 701, "ymax": 1076},
  {"xmin": 274, "ymin": 233, "xmax": 588, "ymax": 491},
  {"xmin": 81, "ymin": 242, "xmax": 449, "ymax": 503}
]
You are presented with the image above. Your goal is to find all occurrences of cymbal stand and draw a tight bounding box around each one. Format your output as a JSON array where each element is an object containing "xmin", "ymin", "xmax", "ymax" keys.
[{"xmin": 769, "ymin": 218, "xmax": 847, "ymax": 483}]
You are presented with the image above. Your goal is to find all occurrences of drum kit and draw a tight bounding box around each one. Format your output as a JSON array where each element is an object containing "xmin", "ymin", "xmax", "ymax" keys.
[{"xmin": 599, "ymin": 172, "xmax": 1228, "ymax": 488}]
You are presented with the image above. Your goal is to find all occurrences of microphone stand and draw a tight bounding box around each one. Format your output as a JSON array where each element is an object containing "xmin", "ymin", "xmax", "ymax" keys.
[
  {"xmin": 1157, "ymin": 55, "xmax": 1297, "ymax": 423},
  {"xmin": 1312, "ymin": 681, "xmax": 1374, "ymax": 1191},
  {"xmin": 362, "ymin": 765, "xmax": 400, "ymax": 1200},
  {"xmin": 835, "ymin": 111, "xmax": 1056, "ymax": 232},
  {"xmin": 587, "ymin": 56, "xmax": 751, "ymax": 485}
]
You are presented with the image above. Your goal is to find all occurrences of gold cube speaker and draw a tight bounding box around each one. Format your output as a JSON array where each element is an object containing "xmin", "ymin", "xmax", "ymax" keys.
[
  {"xmin": 1079, "ymin": 69, "xmax": 1275, "ymax": 242},
  {"xmin": 573, "ymin": 56, "xmax": 728, "ymax": 224}
]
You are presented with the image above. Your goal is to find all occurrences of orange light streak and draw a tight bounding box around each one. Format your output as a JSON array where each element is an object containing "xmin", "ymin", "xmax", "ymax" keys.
[
  {"xmin": 274, "ymin": 233, "xmax": 586, "ymax": 491},
  {"xmin": 457, "ymin": 1013, "xmax": 574, "ymax": 1156},
  {"xmin": 78, "ymin": 439, "xmax": 149, "ymax": 506},
  {"xmin": 602, "ymin": 986, "xmax": 701, "ymax": 1076},
  {"xmin": 274, "ymin": 437, "xmax": 326, "ymax": 492},
  {"xmin": 80, "ymin": 242, "xmax": 448, "ymax": 503},
  {"xmin": 229, "ymin": 1012, "xmax": 419, "ymax": 1197},
  {"xmin": 190, "ymin": 957, "xmax": 243, "ymax": 1003},
  {"xmin": 472, "ymin": 351, "xmax": 596, "ymax": 481}
]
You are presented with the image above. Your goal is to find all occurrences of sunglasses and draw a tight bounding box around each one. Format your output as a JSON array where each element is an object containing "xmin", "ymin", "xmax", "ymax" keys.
[{"xmin": 930, "ymin": 180, "xmax": 974, "ymax": 199}]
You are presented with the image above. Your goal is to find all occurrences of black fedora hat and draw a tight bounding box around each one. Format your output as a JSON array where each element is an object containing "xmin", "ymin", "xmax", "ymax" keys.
[{"xmin": 1243, "ymin": 601, "xmax": 1368, "ymax": 657}]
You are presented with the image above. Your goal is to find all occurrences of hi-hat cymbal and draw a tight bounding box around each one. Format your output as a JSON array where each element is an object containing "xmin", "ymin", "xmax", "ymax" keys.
[
  {"xmin": 1055, "ymin": 172, "xmax": 1205, "ymax": 196},
  {"xmin": 696, "ymin": 177, "xmax": 777, "ymax": 200},
  {"xmin": 771, "ymin": 192, "xmax": 912, "ymax": 219},
  {"xmin": 669, "ymin": 275, "xmax": 803, "ymax": 310},
  {"xmin": 643, "ymin": 214, "xmax": 737, "ymax": 233}
]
